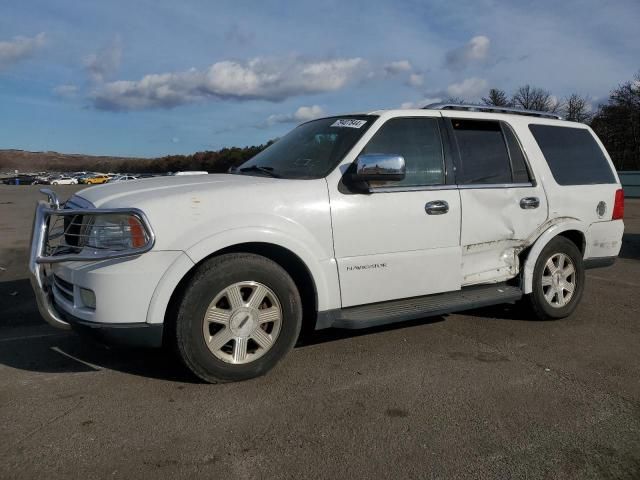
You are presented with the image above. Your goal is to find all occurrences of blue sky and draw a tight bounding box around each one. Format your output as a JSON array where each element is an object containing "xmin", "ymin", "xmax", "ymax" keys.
[{"xmin": 1, "ymin": 0, "xmax": 638, "ymax": 157}]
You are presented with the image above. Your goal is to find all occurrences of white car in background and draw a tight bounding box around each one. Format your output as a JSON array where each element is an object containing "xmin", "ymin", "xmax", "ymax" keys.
[
  {"xmin": 30, "ymin": 104, "xmax": 624, "ymax": 383},
  {"xmin": 49, "ymin": 176, "xmax": 78, "ymax": 185},
  {"xmin": 107, "ymin": 175, "xmax": 138, "ymax": 183}
]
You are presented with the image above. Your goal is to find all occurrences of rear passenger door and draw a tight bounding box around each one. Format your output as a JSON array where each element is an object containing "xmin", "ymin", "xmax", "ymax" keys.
[{"xmin": 442, "ymin": 113, "xmax": 548, "ymax": 285}]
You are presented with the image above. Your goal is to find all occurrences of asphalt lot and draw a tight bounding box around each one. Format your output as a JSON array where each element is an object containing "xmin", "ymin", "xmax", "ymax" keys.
[{"xmin": 1, "ymin": 185, "xmax": 639, "ymax": 479}]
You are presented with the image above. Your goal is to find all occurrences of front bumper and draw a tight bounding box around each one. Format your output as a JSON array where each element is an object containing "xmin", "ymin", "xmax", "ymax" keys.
[{"xmin": 58, "ymin": 310, "xmax": 163, "ymax": 348}]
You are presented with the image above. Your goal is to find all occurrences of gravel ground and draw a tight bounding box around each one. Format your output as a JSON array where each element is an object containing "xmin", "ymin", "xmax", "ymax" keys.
[{"xmin": 1, "ymin": 185, "xmax": 639, "ymax": 479}]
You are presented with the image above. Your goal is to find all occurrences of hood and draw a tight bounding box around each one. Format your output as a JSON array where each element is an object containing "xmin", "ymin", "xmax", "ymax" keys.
[{"xmin": 75, "ymin": 173, "xmax": 277, "ymax": 208}]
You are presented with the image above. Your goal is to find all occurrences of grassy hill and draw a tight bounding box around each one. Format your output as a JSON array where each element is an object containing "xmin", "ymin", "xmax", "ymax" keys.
[{"xmin": 0, "ymin": 142, "xmax": 273, "ymax": 174}]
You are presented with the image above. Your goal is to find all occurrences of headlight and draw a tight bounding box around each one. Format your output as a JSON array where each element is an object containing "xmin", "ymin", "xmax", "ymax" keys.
[{"xmin": 84, "ymin": 214, "xmax": 150, "ymax": 251}]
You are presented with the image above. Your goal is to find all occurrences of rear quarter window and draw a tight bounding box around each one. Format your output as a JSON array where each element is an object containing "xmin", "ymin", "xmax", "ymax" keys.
[{"xmin": 529, "ymin": 124, "xmax": 616, "ymax": 185}]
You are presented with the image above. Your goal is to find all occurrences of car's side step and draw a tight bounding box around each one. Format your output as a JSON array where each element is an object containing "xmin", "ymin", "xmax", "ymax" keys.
[{"xmin": 316, "ymin": 283, "xmax": 523, "ymax": 330}]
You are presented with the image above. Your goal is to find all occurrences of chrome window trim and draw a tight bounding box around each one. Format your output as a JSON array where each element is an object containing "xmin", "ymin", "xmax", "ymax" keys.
[
  {"xmin": 457, "ymin": 182, "xmax": 534, "ymax": 189},
  {"xmin": 367, "ymin": 182, "xmax": 534, "ymax": 193},
  {"xmin": 369, "ymin": 184, "xmax": 455, "ymax": 193}
]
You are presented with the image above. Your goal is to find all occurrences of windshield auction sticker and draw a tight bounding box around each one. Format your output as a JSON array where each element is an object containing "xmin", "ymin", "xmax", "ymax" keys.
[{"xmin": 330, "ymin": 119, "xmax": 367, "ymax": 128}]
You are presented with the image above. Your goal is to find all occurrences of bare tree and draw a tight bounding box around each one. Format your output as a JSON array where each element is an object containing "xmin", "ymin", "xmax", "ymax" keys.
[
  {"xmin": 563, "ymin": 94, "xmax": 592, "ymax": 122},
  {"xmin": 512, "ymin": 85, "xmax": 561, "ymax": 112},
  {"xmin": 590, "ymin": 72, "xmax": 640, "ymax": 170},
  {"xmin": 441, "ymin": 96, "xmax": 468, "ymax": 105},
  {"xmin": 482, "ymin": 88, "xmax": 511, "ymax": 107}
]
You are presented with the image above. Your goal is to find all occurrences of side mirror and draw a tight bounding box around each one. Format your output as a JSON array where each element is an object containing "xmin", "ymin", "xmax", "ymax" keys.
[{"xmin": 350, "ymin": 154, "xmax": 406, "ymax": 188}]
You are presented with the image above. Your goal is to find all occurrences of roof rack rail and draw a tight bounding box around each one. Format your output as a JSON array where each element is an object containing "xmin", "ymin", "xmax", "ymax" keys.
[{"xmin": 423, "ymin": 103, "xmax": 563, "ymax": 120}]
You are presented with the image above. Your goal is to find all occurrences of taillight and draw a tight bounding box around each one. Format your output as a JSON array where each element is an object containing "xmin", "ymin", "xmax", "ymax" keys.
[{"xmin": 612, "ymin": 189, "xmax": 624, "ymax": 220}]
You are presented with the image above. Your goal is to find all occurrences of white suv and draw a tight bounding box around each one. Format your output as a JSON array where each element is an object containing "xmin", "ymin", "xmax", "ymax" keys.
[{"xmin": 30, "ymin": 104, "xmax": 625, "ymax": 383}]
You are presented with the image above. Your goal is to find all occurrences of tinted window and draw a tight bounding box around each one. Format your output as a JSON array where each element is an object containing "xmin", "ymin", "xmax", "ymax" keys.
[
  {"xmin": 451, "ymin": 120, "xmax": 512, "ymax": 184},
  {"xmin": 502, "ymin": 123, "xmax": 531, "ymax": 183},
  {"xmin": 362, "ymin": 117, "xmax": 444, "ymax": 187},
  {"xmin": 529, "ymin": 125, "xmax": 616, "ymax": 185}
]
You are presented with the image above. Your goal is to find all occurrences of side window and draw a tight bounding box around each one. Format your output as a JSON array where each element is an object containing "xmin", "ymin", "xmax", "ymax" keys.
[
  {"xmin": 502, "ymin": 122, "xmax": 531, "ymax": 183},
  {"xmin": 362, "ymin": 117, "xmax": 445, "ymax": 187},
  {"xmin": 450, "ymin": 119, "xmax": 512, "ymax": 185},
  {"xmin": 529, "ymin": 124, "xmax": 616, "ymax": 185}
]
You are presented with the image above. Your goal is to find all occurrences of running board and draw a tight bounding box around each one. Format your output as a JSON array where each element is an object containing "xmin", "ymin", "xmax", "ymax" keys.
[{"xmin": 316, "ymin": 284, "xmax": 522, "ymax": 330}]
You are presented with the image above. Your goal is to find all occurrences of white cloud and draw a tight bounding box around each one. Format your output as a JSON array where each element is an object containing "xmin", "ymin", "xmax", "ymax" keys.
[
  {"xmin": 384, "ymin": 60, "xmax": 412, "ymax": 75},
  {"xmin": 92, "ymin": 56, "xmax": 367, "ymax": 110},
  {"xmin": 445, "ymin": 35, "xmax": 490, "ymax": 70},
  {"xmin": 84, "ymin": 37, "xmax": 123, "ymax": 83},
  {"xmin": 0, "ymin": 32, "xmax": 46, "ymax": 71},
  {"xmin": 407, "ymin": 73, "xmax": 424, "ymax": 87},
  {"xmin": 446, "ymin": 77, "xmax": 488, "ymax": 99},
  {"xmin": 53, "ymin": 84, "xmax": 79, "ymax": 98},
  {"xmin": 266, "ymin": 105, "xmax": 325, "ymax": 125},
  {"xmin": 400, "ymin": 97, "xmax": 442, "ymax": 109}
]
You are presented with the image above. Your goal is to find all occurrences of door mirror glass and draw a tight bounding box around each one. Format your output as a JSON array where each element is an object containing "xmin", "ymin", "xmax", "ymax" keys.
[{"xmin": 352, "ymin": 154, "xmax": 406, "ymax": 185}]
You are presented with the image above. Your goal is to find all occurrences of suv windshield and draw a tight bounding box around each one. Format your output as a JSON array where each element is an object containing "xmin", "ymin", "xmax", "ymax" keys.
[{"xmin": 235, "ymin": 115, "xmax": 375, "ymax": 179}]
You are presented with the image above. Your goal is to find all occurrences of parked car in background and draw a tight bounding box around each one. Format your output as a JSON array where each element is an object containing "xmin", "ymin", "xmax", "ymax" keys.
[
  {"xmin": 174, "ymin": 171, "xmax": 208, "ymax": 176},
  {"xmin": 107, "ymin": 175, "xmax": 138, "ymax": 183},
  {"xmin": 49, "ymin": 175, "xmax": 78, "ymax": 185},
  {"xmin": 2, "ymin": 174, "xmax": 37, "ymax": 185},
  {"xmin": 79, "ymin": 174, "xmax": 110, "ymax": 185}
]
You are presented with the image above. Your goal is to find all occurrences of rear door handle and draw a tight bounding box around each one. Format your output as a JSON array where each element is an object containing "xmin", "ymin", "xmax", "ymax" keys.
[
  {"xmin": 425, "ymin": 200, "xmax": 449, "ymax": 215},
  {"xmin": 520, "ymin": 197, "xmax": 540, "ymax": 209}
]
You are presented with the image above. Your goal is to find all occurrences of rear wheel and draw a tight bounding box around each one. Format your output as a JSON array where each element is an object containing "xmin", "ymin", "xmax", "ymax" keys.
[
  {"xmin": 527, "ymin": 236, "xmax": 585, "ymax": 320},
  {"xmin": 174, "ymin": 253, "xmax": 302, "ymax": 383}
]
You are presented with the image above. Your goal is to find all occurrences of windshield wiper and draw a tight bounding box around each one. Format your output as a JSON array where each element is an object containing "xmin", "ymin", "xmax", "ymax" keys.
[{"xmin": 237, "ymin": 165, "xmax": 281, "ymax": 178}]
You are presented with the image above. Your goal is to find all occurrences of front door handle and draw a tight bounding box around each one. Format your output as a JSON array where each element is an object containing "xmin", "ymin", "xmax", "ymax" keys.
[
  {"xmin": 520, "ymin": 197, "xmax": 540, "ymax": 209},
  {"xmin": 425, "ymin": 200, "xmax": 449, "ymax": 215}
]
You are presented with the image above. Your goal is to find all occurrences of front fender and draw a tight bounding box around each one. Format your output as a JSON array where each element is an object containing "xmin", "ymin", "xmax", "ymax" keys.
[
  {"xmin": 186, "ymin": 226, "xmax": 340, "ymax": 312},
  {"xmin": 145, "ymin": 227, "xmax": 340, "ymax": 325},
  {"xmin": 522, "ymin": 219, "xmax": 587, "ymax": 294}
]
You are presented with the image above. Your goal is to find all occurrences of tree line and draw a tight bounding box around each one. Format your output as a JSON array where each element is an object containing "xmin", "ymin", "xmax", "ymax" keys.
[{"xmin": 473, "ymin": 71, "xmax": 640, "ymax": 170}]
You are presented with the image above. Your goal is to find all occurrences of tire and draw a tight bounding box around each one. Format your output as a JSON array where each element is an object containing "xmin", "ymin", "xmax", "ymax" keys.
[
  {"xmin": 174, "ymin": 253, "xmax": 303, "ymax": 383},
  {"xmin": 52, "ymin": 182, "xmax": 58, "ymax": 185},
  {"xmin": 526, "ymin": 236, "xmax": 585, "ymax": 320}
]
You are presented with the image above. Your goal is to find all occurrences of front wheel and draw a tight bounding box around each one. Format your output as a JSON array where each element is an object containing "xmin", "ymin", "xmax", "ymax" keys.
[
  {"xmin": 526, "ymin": 236, "xmax": 585, "ymax": 320},
  {"xmin": 173, "ymin": 253, "xmax": 302, "ymax": 383}
]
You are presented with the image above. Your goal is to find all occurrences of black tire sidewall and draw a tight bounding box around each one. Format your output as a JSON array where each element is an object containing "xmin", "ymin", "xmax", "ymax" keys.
[
  {"xmin": 175, "ymin": 253, "xmax": 302, "ymax": 383},
  {"xmin": 530, "ymin": 237, "xmax": 585, "ymax": 319}
]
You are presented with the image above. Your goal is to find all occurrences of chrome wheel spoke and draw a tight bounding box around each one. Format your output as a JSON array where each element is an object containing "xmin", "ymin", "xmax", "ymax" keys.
[
  {"xmin": 251, "ymin": 328, "xmax": 273, "ymax": 350},
  {"xmin": 207, "ymin": 328, "xmax": 234, "ymax": 351},
  {"xmin": 563, "ymin": 281, "xmax": 575, "ymax": 294},
  {"xmin": 226, "ymin": 284, "xmax": 245, "ymax": 310},
  {"xmin": 233, "ymin": 337, "xmax": 248, "ymax": 363},
  {"xmin": 557, "ymin": 253, "xmax": 566, "ymax": 270},
  {"xmin": 258, "ymin": 306, "xmax": 281, "ymax": 324},
  {"xmin": 556, "ymin": 291, "xmax": 566, "ymax": 307},
  {"xmin": 205, "ymin": 308, "xmax": 231, "ymax": 326},
  {"xmin": 544, "ymin": 289, "xmax": 556, "ymax": 303},
  {"xmin": 545, "ymin": 258, "xmax": 558, "ymax": 275},
  {"xmin": 247, "ymin": 284, "xmax": 267, "ymax": 309},
  {"xmin": 562, "ymin": 264, "xmax": 575, "ymax": 278},
  {"xmin": 541, "ymin": 276, "xmax": 553, "ymax": 287}
]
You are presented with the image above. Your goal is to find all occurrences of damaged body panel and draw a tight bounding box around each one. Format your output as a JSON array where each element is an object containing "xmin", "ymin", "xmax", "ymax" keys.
[{"xmin": 460, "ymin": 185, "xmax": 548, "ymax": 286}]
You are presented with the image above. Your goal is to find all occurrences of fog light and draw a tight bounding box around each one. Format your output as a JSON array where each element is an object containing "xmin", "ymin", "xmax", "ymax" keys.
[{"xmin": 79, "ymin": 288, "xmax": 96, "ymax": 309}]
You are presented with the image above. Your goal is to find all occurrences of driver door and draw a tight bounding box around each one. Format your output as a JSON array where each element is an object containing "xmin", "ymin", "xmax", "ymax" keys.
[{"xmin": 329, "ymin": 115, "xmax": 462, "ymax": 307}]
